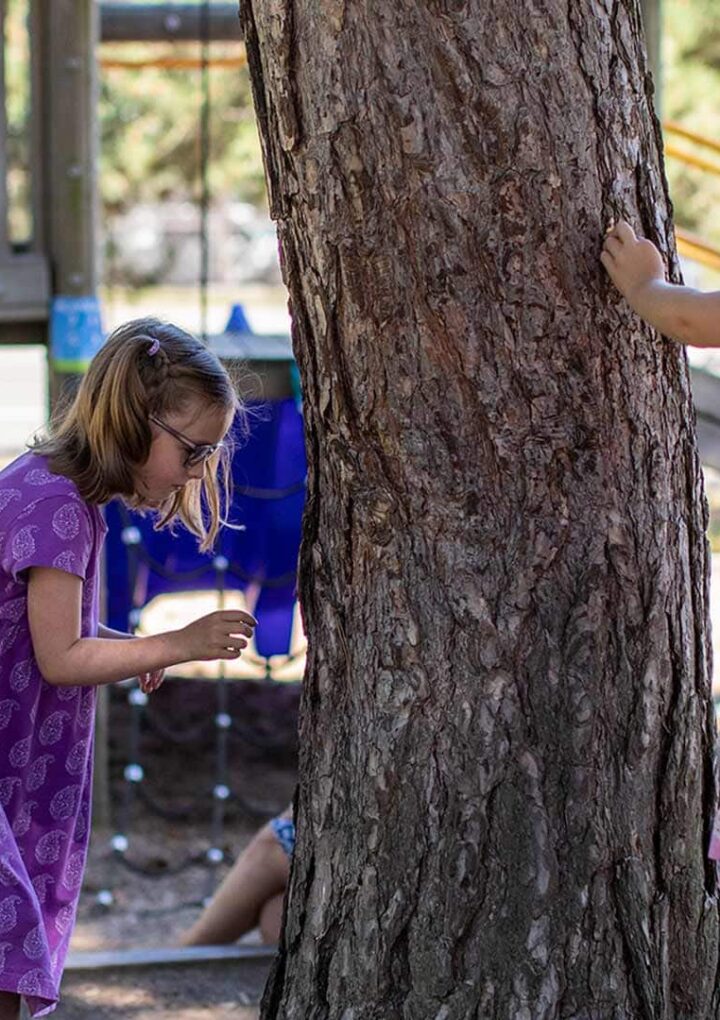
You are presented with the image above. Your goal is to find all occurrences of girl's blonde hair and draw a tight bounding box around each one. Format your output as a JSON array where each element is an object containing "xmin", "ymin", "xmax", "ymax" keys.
[{"xmin": 35, "ymin": 317, "xmax": 244, "ymax": 551}]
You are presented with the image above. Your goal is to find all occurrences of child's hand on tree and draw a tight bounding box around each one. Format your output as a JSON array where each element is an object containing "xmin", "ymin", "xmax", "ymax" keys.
[{"xmin": 601, "ymin": 219, "xmax": 665, "ymax": 305}]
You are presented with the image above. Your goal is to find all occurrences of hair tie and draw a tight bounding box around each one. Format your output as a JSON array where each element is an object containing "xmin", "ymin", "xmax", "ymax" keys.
[{"xmin": 146, "ymin": 338, "xmax": 160, "ymax": 357}]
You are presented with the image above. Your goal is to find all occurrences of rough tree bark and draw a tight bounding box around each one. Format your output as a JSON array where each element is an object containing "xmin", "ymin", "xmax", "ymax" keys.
[{"xmin": 239, "ymin": 2, "xmax": 719, "ymax": 1017}]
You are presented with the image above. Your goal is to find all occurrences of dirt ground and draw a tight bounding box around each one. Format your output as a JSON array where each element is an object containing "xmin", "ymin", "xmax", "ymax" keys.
[
  {"xmin": 53, "ymin": 675, "xmax": 300, "ymax": 1019},
  {"xmin": 56, "ymin": 962, "xmax": 267, "ymax": 1020}
]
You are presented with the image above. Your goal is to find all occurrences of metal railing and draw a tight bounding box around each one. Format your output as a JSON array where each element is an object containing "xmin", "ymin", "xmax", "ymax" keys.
[{"xmin": 664, "ymin": 121, "xmax": 720, "ymax": 274}]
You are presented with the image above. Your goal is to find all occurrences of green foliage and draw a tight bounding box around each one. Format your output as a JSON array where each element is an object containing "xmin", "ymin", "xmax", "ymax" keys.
[
  {"xmin": 99, "ymin": 47, "xmax": 266, "ymax": 214},
  {"xmin": 5, "ymin": 0, "xmax": 32, "ymax": 243}
]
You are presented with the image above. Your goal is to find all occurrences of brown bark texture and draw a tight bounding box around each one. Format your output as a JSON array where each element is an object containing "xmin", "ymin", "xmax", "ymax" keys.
[{"xmin": 239, "ymin": 1, "xmax": 719, "ymax": 1017}]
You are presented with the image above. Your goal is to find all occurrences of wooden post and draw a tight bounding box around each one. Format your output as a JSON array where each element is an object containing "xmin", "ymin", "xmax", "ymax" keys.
[
  {"xmin": 39, "ymin": 0, "xmax": 99, "ymax": 293},
  {"xmin": 39, "ymin": 0, "xmax": 101, "ymax": 407},
  {"xmin": 641, "ymin": 0, "xmax": 662, "ymax": 104},
  {"xmin": 38, "ymin": 0, "xmax": 111, "ymax": 831},
  {"xmin": 0, "ymin": 2, "xmax": 8, "ymax": 261}
]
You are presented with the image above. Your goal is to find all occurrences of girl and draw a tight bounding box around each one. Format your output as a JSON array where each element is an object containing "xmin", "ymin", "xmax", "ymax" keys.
[
  {"xmin": 0, "ymin": 318, "xmax": 256, "ymax": 1019},
  {"xmin": 601, "ymin": 219, "xmax": 720, "ymax": 346}
]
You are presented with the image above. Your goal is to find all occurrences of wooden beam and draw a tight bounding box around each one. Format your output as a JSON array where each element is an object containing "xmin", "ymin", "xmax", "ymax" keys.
[
  {"xmin": 66, "ymin": 944, "xmax": 277, "ymax": 970},
  {"xmin": 100, "ymin": 3, "xmax": 242, "ymax": 43}
]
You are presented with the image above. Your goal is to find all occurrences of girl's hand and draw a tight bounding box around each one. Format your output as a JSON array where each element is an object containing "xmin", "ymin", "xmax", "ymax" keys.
[
  {"xmin": 176, "ymin": 610, "xmax": 257, "ymax": 662},
  {"xmin": 601, "ymin": 219, "xmax": 665, "ymax": 303},
  {"xmin": 138, "ymin": 668, "xmax": 165, "ymax": 694}
]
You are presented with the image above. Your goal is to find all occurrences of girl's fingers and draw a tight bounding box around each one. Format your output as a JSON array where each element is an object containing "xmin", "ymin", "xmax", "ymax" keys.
[
  {"xmin": 600, "ymin": 251, "xmax": 615, "ymax": 271},
  {"xmin": 603, "ymin": 235, "xmax": 622, "ymax": 256},
  {"xmin": 220, "ymin": 610, "xmax": 257, "ymax": 626}
]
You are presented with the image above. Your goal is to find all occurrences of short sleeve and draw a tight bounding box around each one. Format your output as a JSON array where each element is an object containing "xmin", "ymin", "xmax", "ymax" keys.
[{"xmin": 0, "ymin": 496, "xmax": 95, "ymax": 582}]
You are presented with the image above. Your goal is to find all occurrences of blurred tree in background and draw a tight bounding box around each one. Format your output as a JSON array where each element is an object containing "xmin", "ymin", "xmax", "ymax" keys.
[
  {"xmin": 99, "ymin": 46, "xmax": 265, "ymax": 214},
  {"xmin": 664, "ymin": 0, "xmax": 720, "ymax": 268}
]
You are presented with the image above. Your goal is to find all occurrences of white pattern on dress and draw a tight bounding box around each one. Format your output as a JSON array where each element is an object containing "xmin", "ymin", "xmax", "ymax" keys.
[
  {"xmin": 11, "ymin": 800, "xmax": 38, "ymax": 837},
  {"xmin": 61, "ymin": 849, "xmax": 85, "ymax": 891},
  {"xmin": 0, "ymin": 489, "xmax": 21, "ymax": 512},
  {"xmin": 11, "ymin": 525, "xmax": 37, "ymax": 562},
  {"xmin": 25, "ymin": 754, "xmax": 54, "ymax": 793},
  {"xmin": 52, "ymin": 549, "xmax": 78, "ymax": 573},
  {"xmin": 0, "ymin": 941, "xmax": 12, "ymax": 974},
  {"xmin": 38, "ymin": 710, "xmax": 70, "ymax": 746},
  {"xmin": 0, "ymin": 895, "xmax": 20, "ymax": 934},
  {"xmin": 73, "ymin": 808, "xmax": 88, "ymax": 842},
  {"xmin": 51, "ymin": 502, "xmax": 81, "ymax": 540},
  {"xmin": 31, "ymin": 873, "xmax": 54, "ymax": 905},
  {"xmin": 0, "ymin": 596, "xmax": 26, "ymax": 622},
  {"xmin": 8, "ymin": 736, "xmax": 32, "ymax": 769},
  {"xmin": 54, "ymin": 903, "xmax": 74, "ymax": 935},
  {"xmin": 49, "ymin": 784, "xmax": 81, "ymax": 822},
  {"xmin": 65, "ymin": 739, "xmax": 89, "ymax": 776},
  {"xmin": 17, "ymin": 967, "xmax": 47, "ymax": 995},
  {"xmin": 24, "ymin": 468, "xmax": 57, "ymax": 486},
  {"xmin": 0, "ymin": 856, "xmax": 17, "ymax": 887},
  {"xmin": 0, "ymin": 777, "xmax": 21, "ymax": 806},
  {"xmin": 0, "ymin": 626, "xmax": 19, "ymax": 656},
  {"xmin": 9, "ymin": 659, "xmax": 32, "ymax": 692},
  {"xmin": 34, "ymin": 830, "xmax": 68, "ymax": 865},
  {"xmin": 0, "ymin": 699, "xmax": 20, "ymax": 730},
  {"xmin": 56, "ymin": 684, "xmax": 80, "ymax": 702},
  {"xmin": 22, "ymin": 924, "xmax": 46, "ymax": 960},
  {"xmin": 78, "ymin": 689, "xmax": 95, "ymax": 727}
]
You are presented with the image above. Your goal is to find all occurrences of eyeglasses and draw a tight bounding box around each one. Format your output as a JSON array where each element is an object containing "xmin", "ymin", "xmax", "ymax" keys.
[{"xmin": 149, "ymin": 414, "xmax": 223, "ymax": 468}]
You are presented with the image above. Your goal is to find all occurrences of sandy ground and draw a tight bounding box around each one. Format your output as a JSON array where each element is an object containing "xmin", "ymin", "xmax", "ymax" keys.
[{"xmin": 56, "ymin": 962, "xmax": 265, "ymax": 1020}]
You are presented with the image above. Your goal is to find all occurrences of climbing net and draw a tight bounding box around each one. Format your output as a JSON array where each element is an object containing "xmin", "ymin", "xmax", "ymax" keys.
[{"xmin": 99, "ymin": 530, "xmax": 304, "ymax": 911}]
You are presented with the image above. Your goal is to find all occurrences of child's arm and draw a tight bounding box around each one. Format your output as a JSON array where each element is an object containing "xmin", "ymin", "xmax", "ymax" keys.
[
  {"xmin": 601, "ymin": 219, "xmax": 720, "ymax": 347},
  {"xmin": 28, "ymin": 567, "xmax": 255, "ymax": 687},
  {"xmin": 96, "ymin": 623, "xmax": 165, "ymax": 692}
]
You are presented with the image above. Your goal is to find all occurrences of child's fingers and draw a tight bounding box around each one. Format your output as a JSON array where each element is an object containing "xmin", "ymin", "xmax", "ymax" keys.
[
  {"xmin": 613, "ymin": 219, "xmax": 636, "ymax": 243},
  {"xmin": 603, "ymin": 235, "xmax": 622, "ymax": 257}
]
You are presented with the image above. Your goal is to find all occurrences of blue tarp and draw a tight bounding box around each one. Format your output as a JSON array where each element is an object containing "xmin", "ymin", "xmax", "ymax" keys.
[{"xmin": 104, "ymin": 398, "xmax": 306, "ymax": 658}]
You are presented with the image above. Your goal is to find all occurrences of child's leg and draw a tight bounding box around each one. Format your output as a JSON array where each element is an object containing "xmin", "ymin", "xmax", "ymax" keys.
[
  {"xmin": 258, "ymin": 892, "xmax": 285, "ymax": 944},
  {"xmin": 0, "ymin": 991, "xmax": 20, "ymax": 1020},
  {"xmin": 181, "ymin": 819, "xmax": 291, "ymax": 946}
]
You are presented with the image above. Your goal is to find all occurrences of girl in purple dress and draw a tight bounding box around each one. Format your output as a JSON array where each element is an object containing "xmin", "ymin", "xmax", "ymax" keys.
[{"xmin": 0, "ymin": 318, "xmax": 256, "ymax": 1019}]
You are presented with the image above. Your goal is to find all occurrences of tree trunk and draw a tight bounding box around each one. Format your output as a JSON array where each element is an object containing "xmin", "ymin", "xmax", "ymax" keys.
[{"xmin": 239, "ymin": 2, "xmax": 719, "ymax": 1016}]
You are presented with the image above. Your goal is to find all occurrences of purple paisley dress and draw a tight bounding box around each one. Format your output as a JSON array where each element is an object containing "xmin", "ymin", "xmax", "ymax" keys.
[{"xmin": 0, "ymin": 452, "xmax": 105, "ymax": 1016}]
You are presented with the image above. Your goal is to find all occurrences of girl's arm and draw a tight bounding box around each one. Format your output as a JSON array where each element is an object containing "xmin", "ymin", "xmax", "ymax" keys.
[
  {"xmin": 601, "ymin": 219, "xmax": 720, "ymax": 347},
  {"xmin": 28, "ymin": 566, "xmax": 255, "ymax": 687}
]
